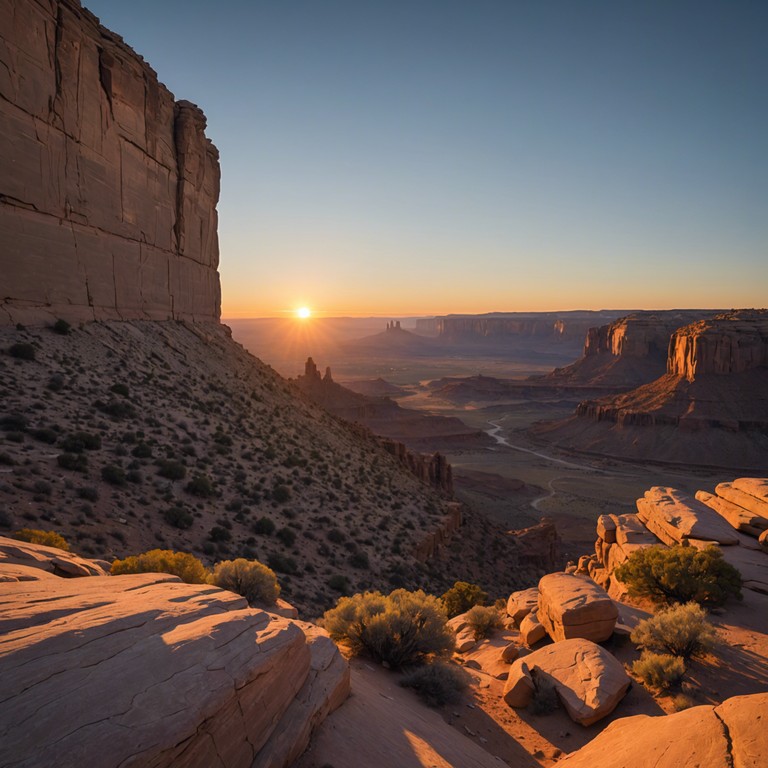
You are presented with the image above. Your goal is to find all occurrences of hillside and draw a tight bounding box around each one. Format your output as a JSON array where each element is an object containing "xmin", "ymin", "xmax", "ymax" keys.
[{"xmin": 0, "ymin": 321, "xmax": 538, "ymax": 614}]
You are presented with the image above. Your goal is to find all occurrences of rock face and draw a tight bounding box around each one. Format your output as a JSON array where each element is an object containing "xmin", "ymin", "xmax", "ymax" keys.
[
  {"xmin": 0, "ymin": 534, "xmax": 109, "ymax": 577},
  {"xmin": 0, "ymin": 570, "xmax": 350, "ymax": 767},
  {"xmin": 0, "ymin": 0, "xmax": 220, "ymax": 326},
  {"xmin": 559, "ymin": 692, "xmax": 768, "ymax": 768},
  {"xmin": 503, "ymin": 639, "xmax": 631, "ymax": 726},
  {"xmin": 537, "ymin": 573, "xmax": 618, "ymax": 643}
]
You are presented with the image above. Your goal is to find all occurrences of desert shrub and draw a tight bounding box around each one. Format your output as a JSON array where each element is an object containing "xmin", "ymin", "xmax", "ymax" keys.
[
  {"xmin": 614, "ymin": 545, "xmax": 742, "ymax": 606},
  {"xmin": 632, "ymin": 651, "xmax": 685, "ymax": 691},
  {"xmin": 441, "ymin": 581, "xmax": 488, "ymax": 618},
  {"xmin": 327, "ymin": 574, "xmax": 350, "ymax": 593},
  {"xmin": 322, "ymin": 589, "xmax": 455, "ymax": 668},
  {"xmin": 33, "ymin": 480, "xmax": 52, "ymax": 496},
  {"xmin": 327, "ymin": 528, "xmax": 346, "ymax": 543},
  {"xmin": 252, "ymin": 516, "xmax": 275, "ymax": 535},
  {"xmin": 78, "ymin": 486, "xmax": 99, "ymax": 501},
  {"xmin": 1, "ymin": 413, "xmax": 27, "ymax": 431},
  {"xmin": 671, "ymin": 693, "xmax": 696, "ymax": 711},
  {"xmin": 31, "ymin": 428, "xmax": 58, "ymax": 444},
  {"xmin": 60, "ymin": 431, "xmax": 102, "ymax": 452},
  {"xmin": 97, "ymin": 400, "xmax": 137, "ymax": 419},
  {"xmin": 47, "ymin": 373, "xmax": 65, "ymax": 391},
  {"xmin": 349, "ymin": 551, "xmax": 370, "ymax": 569},
  {"xmin": 276, "ymin": 527, "xmax": 296, "ymax": 547},
  {"xmin": 101, "ymin": 464, "xmax": 126, "ymax": 486},
  {"xmin": 211, "ymin": 558, "xmax": 280, "ymax": 605},
  {"xmin": 630, "ymin": 602, "xmax": 719, "ymax": 660},
  {"xmin": 12, "ymin": 528, "xmax": 69, "ymax": 551},
  {"xmin": 132, "ymin": 442, "xmax": 153, "ymax": 459},
  {"xmin": 110, "ymin": 383, "xmax": 130, "ymax": 397},
  {"xmin": 8, "ymin": 342, "xmax": 35, "ymax": 360},
  {"xmin": 209, "ymin": 525, "xmax": 231, "ymax": 542},
  {"xmin": 0, "ymin": 452, "xmax": 14, "ymax": 466},
  {"xmin": 57, "ymin": 452, "xmax": 88, "ymax": 472},
  {"xmin": 111, "ymin": 549, "xmax": 209, "ymax": 583},
  {"xmin": 267, "ymin": 552, "xmax": 298, "ymax": 574},
  {"xmin": 272, "ymin": 484, "xmax": 291, "ymax": 503},
  {"xmin": 528, "ymin": 670, "xmax": 560, "ymax": 715},
  {"xmin": 53, "ymin": 319, "xmax": 71, "ymax": 335},
  {"xmin": 465, "ymin": 605, "xmax": 502, "ymax": 640},
  {"xmin": 400, "ymin": 662, "xmax": 468, "ymax": 707},
  {"xmin": 163, "ymin": 506, "xmax": 194, "ymax": 529},
  {"xmin": 186, "ymin": 473, "xmax": 215, "ymax": 497},
  {"xmin": 157, "ymin": 459, "xmax": 186, "ymax": 480}
]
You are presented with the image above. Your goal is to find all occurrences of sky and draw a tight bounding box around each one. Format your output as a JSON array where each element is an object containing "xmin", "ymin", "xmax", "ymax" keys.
[{"xmin": 84, "ymin": 0, "xmax": 768, "ymax": 318}]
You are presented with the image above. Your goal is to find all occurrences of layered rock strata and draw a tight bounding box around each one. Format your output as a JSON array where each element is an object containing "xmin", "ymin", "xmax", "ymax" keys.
[
  {"xmin": 0, "ymin": 0, "xmax": 220, "ymax": 325},
  {"xmin": 0, "ymin": 569, "xmax": 349, "ymax": 767},
  {"xmin": 0, "ymin": 533, "xmax": 109, "ymax": 577},
  {"xmin": 559, "ymin": 692, "xmax": 768, "ymax": 768}
]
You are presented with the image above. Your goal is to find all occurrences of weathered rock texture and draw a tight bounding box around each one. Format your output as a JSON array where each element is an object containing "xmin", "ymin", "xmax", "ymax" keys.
[
  {"xmin": 0, "ymin": 533, "xmax": 109, "ymax": 577},
  {"xmin": 537, "ymin": 572, "xmax": 618, "ymax": 643},
  {"xmin": 559, "ymin": 692, "xmax": 768, "ymax": 768},
  {"xmin": 593, "ymin": 479, "xmax": 768, "ymax": 597},
  {"xmin": 0, "ymin": 570, "xmax": 349, "ymax": 768},
  {"xmin": 0, "ymin": 0, "xmax": 220, "ymax": 325},
  {"xmin": 503, "ymin": 639, "xmax": 631, "ymax": 725}
]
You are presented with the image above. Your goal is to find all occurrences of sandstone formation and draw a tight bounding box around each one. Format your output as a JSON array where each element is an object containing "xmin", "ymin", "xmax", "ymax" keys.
[
  {"xmin": 506, "ymin": 586, "xmax": 539, "ymax": 624},
  {"xmin": 502, "ymin": 639, "xmax": 631, "ymax": 726},
  {"xmin": 519, "ymin": 609, "xmax": 547, "ymax": 646},
  {"xmin": 507, "ymin": 518, "xmax": 562, "ymax": 573},
  {"xmin": 635, "ymin": 487, "xmax": 741, "ymax": 546},
  {"xmin": 0, "ymin": 0, "xmax": 220, "ymax": 325},
  {"xmin": 537, "ymin": 572, "xmax": 618, "ymax": 643},
  {"xmin": 0, "ymin": 569, "xmax": 349, "ymax": 767},
  {"xmin": 593, "ymin": 479, "xmax": 768, "ymax": 596},
  {"xmin": 559, "ymin": 692, "xmax": 768, "ymax": 768},
  {"xmin": 0, "ymin": 534, "xmax": 109, "ymax": 577}
]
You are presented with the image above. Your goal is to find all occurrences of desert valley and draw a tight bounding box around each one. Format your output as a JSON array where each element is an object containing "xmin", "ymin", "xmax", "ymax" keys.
[{"xmin": 1, "ymin": 1, "xmax": 767, "ymax": 767}]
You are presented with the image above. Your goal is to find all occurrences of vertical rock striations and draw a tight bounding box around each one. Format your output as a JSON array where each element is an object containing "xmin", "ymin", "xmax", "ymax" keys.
[{"xmin": 0, "ymin": 0, "xmax": 220, "ymax": 325}]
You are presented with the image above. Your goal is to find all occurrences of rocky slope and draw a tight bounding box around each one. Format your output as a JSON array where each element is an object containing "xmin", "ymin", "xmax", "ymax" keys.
[
  {"xmin": 0, "ymin": 538, "xmax": 349, "ymax": 768},
  {"xmin": 0, "ymin": 0, "xmax": 220, "ymax": 325},
  {"xmin": 0, "ymin": 321, "xmax": 538, "ymax": 613},
  {"xmin": 533, "ymin": 310, "xmax": 768, "ymax": 468}
]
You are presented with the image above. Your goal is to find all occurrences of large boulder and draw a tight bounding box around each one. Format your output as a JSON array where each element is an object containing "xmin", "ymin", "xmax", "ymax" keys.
[
  {"xmin": 559, "ymin": 692, "xmax": 768, "ymax": 767},
  {"xmin": 502, "ymin": 639, "xmax": 630, "ymax": 726},
  {"xmin": 537, "ymin": 573, "xmax": 618, "ymax": 643},
  {"xmin": 636, "ymin": 487, "xmax": 740, "ymax": 546},
  {"xmin": 0, "ymin": 572, "xmax": 349, "ymax": 767}
]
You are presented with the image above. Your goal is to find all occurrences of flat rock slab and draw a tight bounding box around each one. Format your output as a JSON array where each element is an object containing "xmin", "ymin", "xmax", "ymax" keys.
[
  {"xmin": 0, "ymin": 572, "xmax": 348, "ymax": 768},
  {"xmin": 559, "ymin": 692, "xmax": 768, "ymax": 767},
  {"xmin": 715, "ymin": 482, "xmax": 768, "ymax": 528},
  {"xmin": 637, "ymin": 487, "xmax": 740, "ymax": 545},
  {"xmin": 502, "ymin": 638, "xmax": 630, "ymax": 726},
  {"xmin": 0, "ymin": 534, "xmax": 109, "ymax": 577},
  {"xmin": 696, "ymin": 490, "xmax": 767, "ymax": 536},
  {"xmin": 538, "ymin": 573, "xmax": 618, "ymax": 643}
]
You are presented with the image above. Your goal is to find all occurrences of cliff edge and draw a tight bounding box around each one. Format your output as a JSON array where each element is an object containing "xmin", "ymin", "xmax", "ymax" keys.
[{"xmin": 0, "ymin": 0, "xmax": 220, "ymax": 325}]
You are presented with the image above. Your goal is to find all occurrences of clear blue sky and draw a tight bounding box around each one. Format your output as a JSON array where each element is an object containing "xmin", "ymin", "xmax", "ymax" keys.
[{"xmin": 84, "ymin": 0, "xmax": 768, "ymax": 317}]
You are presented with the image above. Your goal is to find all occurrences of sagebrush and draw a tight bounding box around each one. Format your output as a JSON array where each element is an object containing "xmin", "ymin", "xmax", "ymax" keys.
[
  {"xmin": 632, "ymin": 651, "xmax": 685, "ymax": 690},
  {"xmin": 400, "ymin": 662, "xmax": 467, "ymax": 707},
  {"xmin": 111, "ymin": 549, "xmax": 209, "ymax": 584},
  {"xmin": 211, "ymin": 558, "xmax": 280, "ymax": 605},
  {"xmin": 465, "ymin": 605, "xmax": 502, "ymax": 640},
  {"xmin": 441, "ymin": 581, "xmax": 488, "ymax": 618},
  {"xmin": 12, "ymin": 528, "xmax": 69, "ymax": 551},
  {"xmin": 630, "ymin": 602, "xmax": 719, "ymax": 660}
]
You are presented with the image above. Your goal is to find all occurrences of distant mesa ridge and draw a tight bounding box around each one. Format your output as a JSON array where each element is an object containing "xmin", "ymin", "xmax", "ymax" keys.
[{"xmin": 0, "ymin": 0, "xmax": 221, "ymax": 326}]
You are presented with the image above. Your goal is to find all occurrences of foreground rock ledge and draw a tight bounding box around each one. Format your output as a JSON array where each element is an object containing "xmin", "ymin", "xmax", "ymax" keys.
[{"xmin": 0, "ymin": 573, "xmax": 349, "ymax": 767}]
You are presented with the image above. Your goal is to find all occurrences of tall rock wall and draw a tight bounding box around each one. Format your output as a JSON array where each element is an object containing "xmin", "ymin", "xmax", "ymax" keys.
[
  {"xmin": 0, "ymin": 0, "xmax": 221, "ymax": 325},
  {"xmin": 667, "ymin": 310, "xmax": 768, "ymax": 380}
]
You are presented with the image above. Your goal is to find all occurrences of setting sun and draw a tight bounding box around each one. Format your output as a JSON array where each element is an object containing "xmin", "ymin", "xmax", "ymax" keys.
[{"xmin": 296, "ymin": 307, "xmax": 311, "ymax": 319}]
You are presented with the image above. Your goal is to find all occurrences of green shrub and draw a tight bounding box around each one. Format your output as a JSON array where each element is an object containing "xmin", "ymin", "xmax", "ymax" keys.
[
  {"xmin": 111, "ymin": 549, "xmax": 209, "ymax": 583},
  {"xmin": 53, "ymin": 319, "xmax": 71, "ymax": 335},
  {"xmin": 186, "ymin": 473, "xmax": 215, "ymax": 497},
  {"xmin": 101, "ymin": 464, "xmax": 126, "ymax": 486},
  {"xmin": 12, "ymin": 528, "xmax": 70, "ymax": 551},
  {"xmin": 8, "ymin": 342, "xmax": 35, "ymax": 360},
  {"xmin": 163, "ymin": 506, "xmax": 194, "ymax": 529},
  {"xmin": 614, "ymin": 545, "xmax": 742, "ymax": 606},
  {"xmin": 630, "ymin": 602, "xmax": 719, "ymax": 660},
  {"xmin": 253, "ymin": 516, "xmax": 275, "ymax": 535},
  {"xmin": 322, "ymin": 589, "xmax": 455, "ymax": 668},
  {"xmin": 211, "ymin": 558, "xmax": 280, "ymax": 605},
  {"xmin": 441, "ymin": 581, "xmax": 488, "ymax": 618},
  {"xmin": 209, "ymin": 525, "xmax": 231, "ymax": 542},
  {"xmin": 157, "ymin": 459, "xmax": 186, "ymax": 480},
  {"xmin": 400, "ymin": 662, "xmax": 468, "ymax": 707},
  {"xmin": 632, "ymin": 651, "xmax": 685, "ymax": 691},
  {"xmin": 465, "ymin": 605, "xmax": 502, "ymax": 640},
  {"xmin": 57, "ymin": 452, "xmax": 88, "ymax": 472}
]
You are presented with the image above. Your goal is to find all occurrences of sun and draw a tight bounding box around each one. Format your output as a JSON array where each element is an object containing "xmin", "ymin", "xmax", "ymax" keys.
[{"xmin": 296, "ymin": 306, "xmax": 311, "ymax": 319}]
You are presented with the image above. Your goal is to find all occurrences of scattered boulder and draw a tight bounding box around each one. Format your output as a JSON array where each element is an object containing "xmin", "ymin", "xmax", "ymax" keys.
[
  {"xmin": 506, "ymin": 587, "xmax": 539, "ymax": 624},
  {"xmin": 501, "ymin": 643, "xmax": 520, "ymax": 663},
  {"xmin": 519, "ymin": 609, "xmax": 547, "ymax": 646},
  {"xmin": 559, "ymin": 692, "xmax": 768, "ymax": 767},
  {"xmin": 502, "ymin": 639, "xmax": 630, "ymax": 726},
  {"xmin": 596, "ymin": 515, "xmax": 616, "ymax": 544},
  {"xmin": 537, "ymin": 573, "xmax": 618, "ymax": 643}
]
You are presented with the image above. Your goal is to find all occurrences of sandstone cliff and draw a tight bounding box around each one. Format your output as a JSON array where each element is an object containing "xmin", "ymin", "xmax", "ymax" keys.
[{"xmin": 0, "ymin": 0, "xmax": 220, "ymax": 325}]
